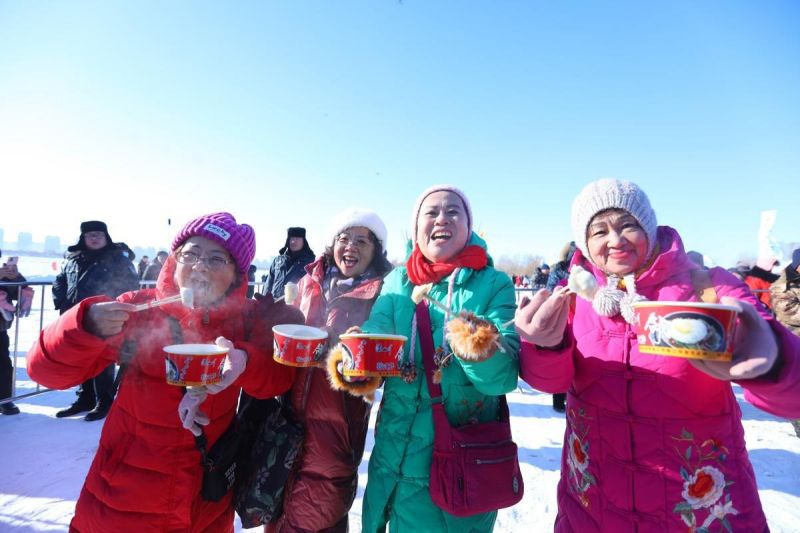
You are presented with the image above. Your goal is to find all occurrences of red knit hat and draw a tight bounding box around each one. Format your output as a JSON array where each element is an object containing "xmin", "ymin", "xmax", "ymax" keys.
[{"xmin": 171, "ymin": 212, "xmax": 255, "ymax": 273}]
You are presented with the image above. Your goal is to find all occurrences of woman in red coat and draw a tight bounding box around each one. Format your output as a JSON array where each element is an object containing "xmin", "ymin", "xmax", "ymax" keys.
[
  {"xmin": 27, "ymin": 212, "xmax": 300, "ymax": 533},
  {"xmin": 267, "ymin": 208, "xmax": 393, "ymax": 533}
]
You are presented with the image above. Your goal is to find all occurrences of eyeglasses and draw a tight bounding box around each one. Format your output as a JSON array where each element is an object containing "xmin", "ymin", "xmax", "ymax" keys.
[
  {"xmin": 334, "ymin": 234, "xmax": 374, "ymax": 249},
  {"xmin": 174, "ymin": 251, "xmax": 234, "ymax": 270}
]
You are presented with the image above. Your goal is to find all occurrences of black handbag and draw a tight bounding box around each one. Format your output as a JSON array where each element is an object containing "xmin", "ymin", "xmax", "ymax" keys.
[
  {"xmin": 234, "ymin": 393, "xmax": 304, "ymax": 527},
  {"xmin": 195, "ymin": 421, "xmax": 242, "ymax": 502}
]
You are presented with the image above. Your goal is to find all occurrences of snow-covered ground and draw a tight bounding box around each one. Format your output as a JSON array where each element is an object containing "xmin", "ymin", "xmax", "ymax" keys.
[{"xmin": 1, "ymin": 303, "xmax": 799, "ymax": 532}]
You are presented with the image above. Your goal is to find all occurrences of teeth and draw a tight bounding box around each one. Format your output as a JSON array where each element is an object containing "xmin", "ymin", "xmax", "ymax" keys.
[{"xmin": 431, "ymin": 231, "xmax": 452, "ymax": 240}]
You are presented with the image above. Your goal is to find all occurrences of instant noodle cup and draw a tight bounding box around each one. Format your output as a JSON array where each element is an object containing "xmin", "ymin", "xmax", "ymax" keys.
[
  {"xmin": 272, "ymin": 324, "xmax": 329, "ymax": 367},
  {"xmin": 631, "ymin": 301, "xmax": 739, "ymax": 361},
  {"xmin": 163, "ymin": 344, "xmax": 229, "ymax": 386},
  {"xmin": 339, "ymin": 333, "xmax": 407, "ymax": 378}
]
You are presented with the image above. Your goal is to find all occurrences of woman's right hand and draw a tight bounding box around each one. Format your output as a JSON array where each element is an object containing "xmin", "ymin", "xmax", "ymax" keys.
[
  {"xmin": 514, "ymin": 286, "xmax": 571, "ymax": 347},
  {"xmin": 84, "ymin": 301, "xmax": 136, "ymax": 338}
]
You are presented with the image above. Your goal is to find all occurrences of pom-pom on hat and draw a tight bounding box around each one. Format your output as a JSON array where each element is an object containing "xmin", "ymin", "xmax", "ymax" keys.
[
  {"xmin": 172, "ymin": 212, "xmax": 255, "ymax": 273},
  {"xmin": 329, "ymin": 208, "xmax": 388, "ymax": 248},
  {"xmin": 571, "ymin": 178, "xmax": 658, "ymax": 261},
  {"xmin": 411, "ymin": 185, "xmax": 473, "ymax": 242}
]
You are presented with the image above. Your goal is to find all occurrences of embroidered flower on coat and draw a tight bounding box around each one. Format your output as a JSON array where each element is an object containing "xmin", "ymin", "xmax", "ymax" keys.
[
  {"xmin": 568, "ymin": 433, "xmax": 589, "ymax": 473},
  {"xmin": 565, "ymin": 408, "xmax": 596, "ymax": 509},
  {"xmin": 671, "ymin": 428, "xmax": 738, "ymax": 532},
  {"xmin": 682, "ymin": 465, "xmax": 725, "ymax": 509}
]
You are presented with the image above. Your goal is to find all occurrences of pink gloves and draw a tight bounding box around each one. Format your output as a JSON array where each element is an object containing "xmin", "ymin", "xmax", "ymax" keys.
[
  {"xmin": 205, "ymin": 337, "xmax": 247, "ymax": 394},
  {"xmin": 514, "ymin": 287, "xmax": 572, "ymax": 347},
  {"xmin": 18, "ymin": 287, "xmax": 34, "ymax": 317},
  {"xmin": 178, "ymin": 387, "xmax": 209, "ymax": 436},
  {"xmin": 690, "ymin": 297, "xmax": 780, "ymax": 381},
  {"xmin": 177, "ymin": 337, "xmax": 247, "ymax": 435}
]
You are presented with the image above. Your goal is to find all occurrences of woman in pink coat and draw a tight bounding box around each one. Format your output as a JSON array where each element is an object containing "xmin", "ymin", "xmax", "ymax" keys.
[{"xmin": 516, "ymin": 179, "xmax": 800, "ymax": 532}]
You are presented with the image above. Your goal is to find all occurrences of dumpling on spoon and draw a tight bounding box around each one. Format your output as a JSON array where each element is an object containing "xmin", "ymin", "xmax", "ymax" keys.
[{"xmin": 568, "ymin": 265, "xmax": 598, "ymax": 301}]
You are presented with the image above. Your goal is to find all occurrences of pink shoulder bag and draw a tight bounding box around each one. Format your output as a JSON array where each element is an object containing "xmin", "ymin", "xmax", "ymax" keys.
[{"xmin": 416, "ymin": 301, "xmax": 524, "ymax": 517}]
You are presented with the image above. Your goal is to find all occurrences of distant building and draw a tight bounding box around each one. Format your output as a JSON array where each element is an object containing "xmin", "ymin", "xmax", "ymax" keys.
[
  {"xmin": 44, "ymin": 236, "xmax": 62, "ymax": 254},
  {"xmin": 17, "ymin": 232, "xmax": 34, "ymax": 252}
]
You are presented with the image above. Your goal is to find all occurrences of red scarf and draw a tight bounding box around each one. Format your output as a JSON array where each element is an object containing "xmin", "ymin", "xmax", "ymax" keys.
[{"xmin": 406, "ymin": 244, "xmax": 489, "ymax": 285}]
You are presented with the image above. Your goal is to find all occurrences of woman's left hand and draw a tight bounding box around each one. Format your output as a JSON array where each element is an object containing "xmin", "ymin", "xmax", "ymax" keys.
[
  {"xmin": 690, "ymin": 297, "xmax": 779, "ymax": 380},
  {"xmin": 205, "ymin": 337, "xmax": 247, "ymax": 394}
]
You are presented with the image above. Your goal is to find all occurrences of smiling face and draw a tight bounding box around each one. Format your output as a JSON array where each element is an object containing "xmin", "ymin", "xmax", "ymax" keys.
[
  {"xmin": 586, "ymin": 209, "xmax": 649, "ymax": 276},
  {"xmin": 415, "ymin": 191, "xmax": 470, "ymax": 263},
  {"xmin": 333, "ymin": 226, "xmax": 375, "ymax": 278},
  {"xmin": 173, "ymin": 236, "xmax": 237, "ymax": 307}
]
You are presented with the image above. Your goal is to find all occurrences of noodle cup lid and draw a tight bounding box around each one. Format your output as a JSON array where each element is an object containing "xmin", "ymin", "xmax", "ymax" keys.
[
  {"xmin": 163, "ymin": 343, "xmax": 229, "ymax": 355},
  {"xmin": 272, "ymin": 324, "xmax": 329, "ymax": 340},
  {"xmin": 339, "ymin": 333, "xmax": 408, "ymax": 342}
]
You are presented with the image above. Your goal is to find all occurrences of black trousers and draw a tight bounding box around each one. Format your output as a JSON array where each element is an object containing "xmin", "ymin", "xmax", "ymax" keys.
[
  {"xmin": 76, "ymin": 364, "xmax": 116, "ymax": 407},
  {"xmin": 0, "ymin": 331, "xmax": 12, "ymax": 400}
]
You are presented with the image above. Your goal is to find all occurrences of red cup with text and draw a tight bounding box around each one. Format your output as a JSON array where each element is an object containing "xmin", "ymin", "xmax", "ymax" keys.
[
  {"xmin": 339, "ymin": 333, "xmax": 407, "ymax": 378},
  {"xmin": 631, "ymin": 301, "xmax": 739, "ymax": 361},
  {"xmin": 272, "ymin": 324, "xmax": 329, "ymax": 367},
  {"xmin": 163, "ymin": 344, "xmax": 229, "ymax": 386}
]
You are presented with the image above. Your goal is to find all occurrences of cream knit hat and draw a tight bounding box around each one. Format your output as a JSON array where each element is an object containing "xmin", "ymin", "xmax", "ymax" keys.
[
  {"xmin": 571, "ymin": 178, "xmax": 658, "ymax": 261},
  {"xmin": 411, "ymin": 185, "xmax": 473, "ymax": 242},
  {"xmin": 329, "ymin": 207, "xmax": 388, "ymax": 248}
]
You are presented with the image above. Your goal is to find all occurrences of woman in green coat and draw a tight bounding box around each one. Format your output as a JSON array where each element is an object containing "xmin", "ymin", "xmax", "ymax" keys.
[{"xmin": 329, "ymin": 185, "xmax": 520, "ymax": 532}]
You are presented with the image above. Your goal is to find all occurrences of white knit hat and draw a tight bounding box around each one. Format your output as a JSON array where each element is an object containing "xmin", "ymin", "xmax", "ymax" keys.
[
  {"xmin": 411, "ymin": 184, "xmax": 473, "ymax": 242},
  {"xmin": 571, "ymin": 178, "xmax": 658, "ymax": 261},
  {"xmin": 329, "ymin": 207, "xmax": 388, "ymax": 248}
]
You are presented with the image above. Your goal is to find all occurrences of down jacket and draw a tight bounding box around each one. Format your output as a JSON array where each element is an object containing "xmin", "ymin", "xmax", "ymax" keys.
[
  {"xmin": 267, "ymin": 256, "xmax": 384, "ymax": 533},
  {"xmin": 520, "ymin": 227, "xmax": 800, "ymax": 533},
  {"xmin": 27, "ymin": 256, "xmax": 300, "ymax": 533},
  {"xmin": 359, "ymin": 233, "xmax": 520, "ymax": 533}
]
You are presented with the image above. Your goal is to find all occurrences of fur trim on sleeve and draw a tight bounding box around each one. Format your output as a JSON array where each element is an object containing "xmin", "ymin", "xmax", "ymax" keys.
[
  {"xmin": 446, "ymin": 315, "xmax": 499, "ymax": 362},
  {"xmin": 325, "ymin": 344, "xmax": 382, "ymax": 402}
]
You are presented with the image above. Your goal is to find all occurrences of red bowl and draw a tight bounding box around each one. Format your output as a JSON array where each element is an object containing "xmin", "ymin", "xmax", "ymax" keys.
[
  {"xmin": 163, "ymin": 344, "xmax": 228, "ymax": 386},
  {"xmin": 339, "ymin": 334, "xmax": 407, "ymax": 377},
  {"xmin": 631, "ymin": 302, "xmax": 739, "ymax": 361},
  {"xmin": 272, "ymin": 324, "xmax": 329, "ymax": 367}
]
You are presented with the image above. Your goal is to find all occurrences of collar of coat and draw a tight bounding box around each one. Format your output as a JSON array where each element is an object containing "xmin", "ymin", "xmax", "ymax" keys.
[{"xmin": 305, "ymin": 255, "xmax": 384, "ymax": 302}]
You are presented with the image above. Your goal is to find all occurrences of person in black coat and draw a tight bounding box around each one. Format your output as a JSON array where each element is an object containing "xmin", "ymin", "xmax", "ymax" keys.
[
  {"xmin": 262, "ymin": 226, "xmax": 315, "ymax": 299},
  {"xmin": 0, "ymin": 251, "xmax": 30, "ymax": 415},
  {"xmin": 51, "ymin": 221, "xmax": 140, "ymax": 421}
]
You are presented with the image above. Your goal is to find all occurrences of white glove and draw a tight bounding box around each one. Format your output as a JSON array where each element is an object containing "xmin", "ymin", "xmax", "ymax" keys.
[
  {"xmin": 205, "ymin": 336, "xmax": 247, "ymax": 394},
  {"xmin": 178, "ymin": 386, "xmax": 209, "ymax": 436}
]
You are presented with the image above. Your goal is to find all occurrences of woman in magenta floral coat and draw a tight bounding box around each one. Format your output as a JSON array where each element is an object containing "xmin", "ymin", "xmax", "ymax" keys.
[{"xmin": 516, "ymin": 179, "xmax": 800, "ymax": 532}]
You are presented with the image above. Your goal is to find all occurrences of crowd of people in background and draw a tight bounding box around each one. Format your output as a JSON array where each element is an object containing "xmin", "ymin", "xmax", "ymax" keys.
[{"xmin": 1, "ymin": 179, "xmax": 799, "ymax": 533}]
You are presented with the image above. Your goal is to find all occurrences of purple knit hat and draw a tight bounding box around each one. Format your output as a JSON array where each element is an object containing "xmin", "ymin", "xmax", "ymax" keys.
[{"xmin": 171, "ymin": 212, "xmax": 255, "ymax": 273}]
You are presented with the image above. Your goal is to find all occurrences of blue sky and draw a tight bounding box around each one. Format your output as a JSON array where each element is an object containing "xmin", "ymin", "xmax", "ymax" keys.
[{"xmin": 2, "ymin": 1, "xmax": 798, "ymax": 266}]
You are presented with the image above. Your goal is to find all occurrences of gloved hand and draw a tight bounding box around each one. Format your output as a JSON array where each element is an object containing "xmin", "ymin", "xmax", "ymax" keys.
[
  {"xmin": 0, "ymin": 291, "xmax": 14, "ymax": 322},
  {"xmin": 446, "ymin": 312, "xmax": 501, "ymax": 362},
  {"xmin": 18, "ymin": 287, "xmax": 34, "ymax": 318},
  {"xmin": 514, "ymin": 286, "xmax": 571, "ymax": 347},
  {"xmin": 326, "ymin": 344, "xmax": 382, "ymax": 400},
  {"xmin": 84, "ymin": 301, "xmax": 137, "ymax": 338},
  {"xmin": 690, "ymin": 297, "xmax": 780, "ymax": 381},
  {"xmin": 178, "ymin": 386, "xmax": 209, "ymax": 436},
  {"xmin": 204, "ymin": 337, "xmax": 247, "ymax": 394}
]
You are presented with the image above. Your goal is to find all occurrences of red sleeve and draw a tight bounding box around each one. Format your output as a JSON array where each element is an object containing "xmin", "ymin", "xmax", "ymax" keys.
[
  {"xmin": 26, "ymin": 295, "xmax": 120, "ymax": 389},
  {"xmin": 235, "ymin": 299, "xmax": 304, "ymax": 399},
  {"xmin": 518, "ymin": 329, "xmax": 576, "ymax": 394}
]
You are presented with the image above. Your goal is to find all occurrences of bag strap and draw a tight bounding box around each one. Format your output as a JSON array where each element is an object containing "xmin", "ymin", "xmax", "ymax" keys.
[
  {"xmin": 690, "ymin": 269, "xmax": 718, "ymax": 304},
  {"xmin": 414, "ymin": 301, "xmax": 510, "ymax": 429}
]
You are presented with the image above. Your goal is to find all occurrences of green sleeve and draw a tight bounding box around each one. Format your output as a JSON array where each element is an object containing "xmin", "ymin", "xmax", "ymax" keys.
[
  {"xmin": 456, "ymin": 270, "xmax": 520, "ymax": 395},
  {"xmin": 360, "ymin": 268, "xmax": 404, "ymax": 335}
]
